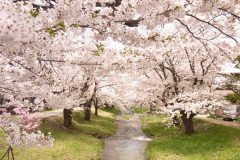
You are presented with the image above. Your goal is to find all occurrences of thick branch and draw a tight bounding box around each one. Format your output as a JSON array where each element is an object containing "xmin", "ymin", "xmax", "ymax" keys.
[
  {"xmin": 184, "ymin": 48, "xmax": 195, "ymax": 75},
  {"xmin": 203, "ymin": 57, "xmax": 217, "ymax": 76},
  {"xmin": 115, "ymin": 18, "xmax": 144, "ymax": 27},
  {"xmin": 153, "ymin": 68, "xmax": 163, "ymax": 81}
]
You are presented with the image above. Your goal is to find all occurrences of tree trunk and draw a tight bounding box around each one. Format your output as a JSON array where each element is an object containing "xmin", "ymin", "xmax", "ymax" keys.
[
  {"xmin": 174, "ymin": 85, "xmax": 180, "ymax": 95},
  {"xmin": 63, "ymin": 108, "xmax": 73, "ymax": 128},
  {"xmin": 180, "ymin": 110, "xmax": 195, "ymax": 134},
  {"xmin": 84, "ymin": 101, "xmax": 92, "ymax": 121},
  {"xmin": 94, "ymin": 99, "xmax": 99, "ymax": 116},
  {"xmin": 105, "ymin": 103, "xmax": 110, "ymax": 109},
  {"xmin": 193, "ymin": 77, "xmax": 198, "ymax": 85},
  {"xmin": 94, "ymin": 105, "xmax": 98, "ymax": 116},
  {"xmin": 84, "ymin": 108, "xmax": 91, "ymax": 121}
]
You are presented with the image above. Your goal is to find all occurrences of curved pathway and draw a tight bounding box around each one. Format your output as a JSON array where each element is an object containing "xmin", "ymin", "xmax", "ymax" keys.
[
  {"xmin": 102, "ymin": 115, "xmax": 151, "ymax": 160},
  {"xmin": 196, "ymin": 115, "xmax": 240, "ymax": 128}
]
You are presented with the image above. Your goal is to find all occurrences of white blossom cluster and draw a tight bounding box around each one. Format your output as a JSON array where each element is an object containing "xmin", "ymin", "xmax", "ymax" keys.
[{"xmin": 0, "ymin": 0, "xmax": 240, "ymax": 148}]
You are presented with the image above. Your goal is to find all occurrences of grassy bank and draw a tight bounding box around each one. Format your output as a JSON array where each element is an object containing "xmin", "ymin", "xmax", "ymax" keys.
[
  {"xmin": 0, "ymin": 109, "xmax": 118, "ymax": 160},
  {"xmin": 141, "ymin": 114, "xmax": 240, "ymax": 160},
  {"xmin": 131, "ymin": 106, "xmax": 148, "ymax": 114},
  {"xmin": 100, "ymin": 107, "xmax": 120, "ymax": 115}
]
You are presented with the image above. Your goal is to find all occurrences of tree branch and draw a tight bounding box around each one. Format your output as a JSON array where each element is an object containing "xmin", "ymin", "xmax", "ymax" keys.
[
  {"xmin": 115, "ymin": 18, "xmax": 144, "ymax": 27},
  {"xmin": 37, "ymin": 58, "xmax": 102, "ymax": 66},
  {"xmin": 186, "ymin": 13, "xmax": 238, "ymax": 43},
  {"xmin": 176, "ymin": 18, "xmax": 202, "ymax": 40},
  {"xmin": 219, "ymin": 8, "xmax": 240, "ymax": 20}
]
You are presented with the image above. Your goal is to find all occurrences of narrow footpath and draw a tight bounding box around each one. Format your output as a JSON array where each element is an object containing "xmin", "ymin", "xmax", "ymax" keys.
[
  {"xmin": 102, "ymin": 114, "xmax": 151, "ymax": 160},
  {"xmin": 197, "ymin": 115, "xmax": 240, "ymax": 128}
]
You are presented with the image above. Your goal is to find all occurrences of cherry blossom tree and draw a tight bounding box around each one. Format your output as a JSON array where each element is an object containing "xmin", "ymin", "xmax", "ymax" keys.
[
  {"xmin": 166, "ymin": 91, "xmax": 228, "ymax": 134},
  {"xmin": 0, "ymin": 0, "xmax": 240, "ymax": 152}
]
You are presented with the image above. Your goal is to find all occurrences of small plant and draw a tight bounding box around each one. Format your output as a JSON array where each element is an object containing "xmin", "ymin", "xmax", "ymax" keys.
[
  {"xmin": 94, "ymin": 43, "xmax": 104, "ymax": 56},
  {"xmin": 30, "ymin": 9, "xmax": 39, "ymax": 17},
  {"xmin": 225, "ymin": 93, "xmax": 240, "ymax": 104},
  {"xmin": 237, "ymin": 117, "xmax": 240, "ymax": 122},
  {"xmin": 45, "ymin": 22, "xmax": 66, "ymax": 37}
]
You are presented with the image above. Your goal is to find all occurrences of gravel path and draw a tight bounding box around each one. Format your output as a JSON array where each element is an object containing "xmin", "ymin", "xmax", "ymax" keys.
[
  {"xmin": 102, "ymin": 115, "xmax": 151, "ymax": 160},
  {"xmin": 196, "ymin": 115, "xmax": 240, "ymax": 128},
  {"xmin": 35, "ymin": 107, "xmax": 83, "ymax": 119}
]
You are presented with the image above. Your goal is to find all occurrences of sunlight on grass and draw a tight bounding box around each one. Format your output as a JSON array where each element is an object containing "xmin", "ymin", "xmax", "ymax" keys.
[
  {"xmin": 0, "ymin": 129, "xmax": 8, "ymax": 158},
  {"xmin": 131, "ymin": 106, "xmax": 148, "ymax": 114},
  {"xmin": 99, "ymin": 107, "xmax": 120, "ymax": 116},
  {"xmin": 0, "ymin": 109, "xmax": 118, "ymax": 160},
  {"xmin": 122, "ymin": 114, "xmax": 134, "ymax": 120},
  {"xmin": 141, "ymin": 114, "xmax": 240, "ymax": 160}
]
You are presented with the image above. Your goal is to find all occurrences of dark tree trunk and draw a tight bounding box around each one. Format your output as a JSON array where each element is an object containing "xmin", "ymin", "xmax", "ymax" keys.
[
  {"xmin": 84, "ymin": 108, "xmax": 91, "ymax": 121},
  {"xmin": 160, "ymin": 98, "xmax": 167, "ymax": 107},
  {"xmin": 105, "ymin": 103, "xmax": 110, "ymax": 109},
  {"xmin": 84, "ymin": 101, "xmax": 92, "ymax": 121},
  {"xmin": 174, "ymin": 86, "xmax": 180, "ymax": 95},
  {"xmin": 94, "ymin": 106, "xmax": 98, "ymax": 116},
  {"xmin": 94, "ymin": 99, "xmax": 99, "ymax": 116},
  {"xmin": 193, "ymin": 77, "xmax": 198, "ymax": 85},
  {"xmin": 63, "ymin": 108, "xmax": 73, "ymax": 128},
  {"xmin": 180, "ymin": 110, "xmax": 195, "ymax": 134}
]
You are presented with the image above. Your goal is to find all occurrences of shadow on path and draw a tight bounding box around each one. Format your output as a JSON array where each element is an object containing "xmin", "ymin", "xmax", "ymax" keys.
[{"xmin": 102, "ymin": 114, "xmax": 151, "ymax": 160}]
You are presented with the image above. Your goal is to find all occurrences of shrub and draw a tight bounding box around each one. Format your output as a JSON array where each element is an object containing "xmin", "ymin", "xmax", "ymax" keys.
[{"xmin": 225, "ymin": 93, "xmax": 240, "ymax": 104}]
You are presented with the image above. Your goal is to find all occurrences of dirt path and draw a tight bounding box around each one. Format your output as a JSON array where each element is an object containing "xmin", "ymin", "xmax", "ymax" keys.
[
  {"xmin": 35, "ymin": 107, "xmax": 82, "ymax": 118},
  {"xmin": 5, "ymin": 108, "xmax": 83, "ymax": 123},
  {"xmin": 102, "ymin": 115, "xmax": 151, "ymax": 160},
  {"xmin": 196, "ymin": 115, "xmax": 240, "ymax": 128}
]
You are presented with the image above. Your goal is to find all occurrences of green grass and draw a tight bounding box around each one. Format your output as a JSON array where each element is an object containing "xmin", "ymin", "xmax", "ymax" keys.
[
  {"xmin": 0, "ymin": 109, "xmax": 118, "ymax": 160},
  {"xmin": 141, "ymin": 114, "xmax": 240, "ymax": 160},
  {"xmin": 99, "ymin": 107, "xmax": 120, "ymax": 115},
  {"xmin": 207, "ymin": 114, "xmax": 219, "ymax": 119},
  {"xmin": 122, "ymin": 114, "xmax": 134, "ymax": 120},
  {"xmin": 225, "ymin": 93, "xmax": 240, "ymax": 104},
  {"xmin": 131, "ymin": 106, "xmax": 148, "ymax": 114}
]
